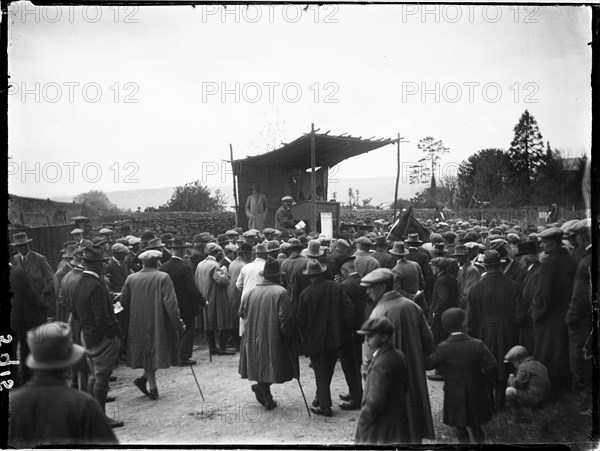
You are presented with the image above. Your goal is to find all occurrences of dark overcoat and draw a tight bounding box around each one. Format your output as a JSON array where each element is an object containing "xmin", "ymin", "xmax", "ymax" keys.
[
  {"xmin": 367, "ymin": 292, "xmax": 435, "ymax": 442},
  {"xmin": 425, "ymin": 333, "xmax": 496, "ymax": 427},
  {"xmin": 105, "ymin": 258, "xmax": 131, "ymax": 293},
  {"xmin": 239, "ymin": 282, "xmax": 298, "ymax": 383},
  {"xmin": 429, "ymin": 270, "xmax": 459, "ymax": 344},
  {"xmin": 195, "ymin": 256, "xmax": 235, "ymax": 331},
  {"xmin": 341, "ymin": 273, "xmax": 369, "ymax": 329},
  {"xmin": 297, "ymin": 276, "xmax": 354, "ymax": 356},
  {"xmin": 466, "ymin": 271, "xmax": 523, "ymax": 382},
  {"xmin": 161, "ymin": 257, "xmax": 206, "ymax": 323},
  {"xmin": 10, "ymin": 267, "xmax": 46, "ymax": 336},
  {"xmin": 518, "ymin": 260, "xmax": 541, "ymax": 351},
  {"xmin": 8, "ymin": 374, "xmax": 117, "ymax": 447},
  {"xmin": 120, "ymin": 267, "xmax": 183, "ymax": 370},
  {"xmin": 532, "ymin": 247, "xmax": 578, "ymax": 393},
  {"xmin": 355, "ymin": 343, "xmax": 411, "ymax": 445}
]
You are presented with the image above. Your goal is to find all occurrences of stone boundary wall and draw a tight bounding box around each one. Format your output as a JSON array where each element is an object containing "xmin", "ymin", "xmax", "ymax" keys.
[{"xmin": 9, "ymin": 195, "xmax": 87, "ymax": 227}]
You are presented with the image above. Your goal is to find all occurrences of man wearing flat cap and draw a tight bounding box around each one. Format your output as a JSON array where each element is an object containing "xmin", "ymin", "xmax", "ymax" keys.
[
  {"xmin": 245, "ymin": 184, "xmax": 268, "ymax": 231},
  {"xmin": 11, "ymin": 231, "xmax": 55, "ymax": 319},
  {"xmin": 275, "ymin": 195, "xmax": 295, "ymax": 231},
  {"xmin": 71, "ymin": 228, "xmax": 93, "ymax": 248},
  {"xmin": 121, "ymin": 249, "xmax": 186, "ymax": 400},
  {"xmin": 565, "ymin": 219, "xmax": 593, "ymax": 393},
  {"xmin": 355, "ymin": 316, "xmax": 411, "ymax": 445},
  {"xmin": 532, "ymin": 227, "xmax": 578, "ymax": 397},
  {"xmin": 360, "ymin": 268, "xmax": 435, "ymax": 443},
  {"xmin": 514, "ymin": 241, "xmax": 541, "ymax": 352},
  {"xmin": 466, "ymin": 250, "xmax": 525, "ymax": 411},
  {"xmin": 8, "ymin": 322, "xmax": 117, "ymax": 447},
  {"xmin": 70, "ymin": 245, "xmax": 123, "ymax": 428},
  {"xmin": 297, "ymin": 260, "xmax": 354, "ymax": 417}
]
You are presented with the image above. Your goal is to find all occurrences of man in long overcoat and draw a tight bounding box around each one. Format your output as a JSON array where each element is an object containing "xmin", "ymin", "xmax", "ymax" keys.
[
  {"xmin": 454, "ymin": 245, "xmax": 481, "ymax": 310},
  {"xmin": 228, "ymin": 242, "xmax": 252, "ymax": 351},
  {"xmin": 297, "ymin": 260, "xmax": 354, "ymax": 416},
  {"xmin": 466, "ymin": 250, "xmax": 524, "ymax": 411},
  {"xmin": 239, "ymin": 259, "xmax": 298, "ymax": 409},
  {"xmin": 361, "ymin": 268, "xmax": 435, "ymax": 444},
  {"xmin": 565, "ymin": 219, "xmax": 592, "ymax": 391},
  {"xmin": 121, "ymin": 250, "xmax": 185, "ymax": 400},
  {"xmin": 515, "ymin": 240, "xmax": 541, "ymax": 352},
  {"xmin": 533, "ymin": 227, "xmax": 578, "ymax": 397},
  {"xmin": 196, "ymin": 243, "xmax": 235, "ymax": 355},
  {"xmin": 246, "ymin": 185, "xmax": 268, "ymax": 230},
  {"xmin": 161, "ymin": 239, "xmax": 206, "ymax": 365}
]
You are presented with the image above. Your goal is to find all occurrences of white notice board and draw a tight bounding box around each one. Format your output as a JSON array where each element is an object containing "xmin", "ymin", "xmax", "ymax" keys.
[{"xmin": 320, "ymin": 212, "xmax": 333, "ymax": 239}]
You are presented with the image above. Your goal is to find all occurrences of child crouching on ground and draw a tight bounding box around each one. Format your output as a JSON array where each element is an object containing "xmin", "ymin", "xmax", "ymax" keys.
[
  {"xmin": 355, "ymin": 316, "xmax": 410, "ymax": 445},
  {"xmin": 425, "ymin": 308, "xmax": 497, "ymax": 444},
  {"xmin": 504, "ymin": 345, "xmax": 552, "ymax": 408}
]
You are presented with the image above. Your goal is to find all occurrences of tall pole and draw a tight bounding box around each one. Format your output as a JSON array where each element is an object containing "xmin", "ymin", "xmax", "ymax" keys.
[
  {"xmin": 393, "ymin": 133, "xmax": 401, "ymax": 224},
  {"xmin": 230, "ymin": 144, "xmax": 239, "ymax": 227},
  {"xmin": 310, "ymin": 123, "xmax": 317, "ymax": 232}
]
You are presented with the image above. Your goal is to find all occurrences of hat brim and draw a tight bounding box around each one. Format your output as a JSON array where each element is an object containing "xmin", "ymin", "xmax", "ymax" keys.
[
  {"xmin": 483, "ymin": 260, "xmax": 507, "ymax": 266},
  {"xmin": 26, "ymin": 344, "xmax": 85, "ymax": 370},
  {"xmin": 306, "ymin": 250, "xmax": 324, "ymax": 258},
  {"xmin": 11, "ymin": 239, "xmax": 33, "ymax": 246},
  {"xmin": 389, "ymin": 250, "xmax": 408, "ymax": 256},
  {"xmin": 259, "ymin": 270, "xmax": 285, "ymax": 277},
  {"xmin": 302, "ymin": 266, "xmax": 327, "ymax": 276},
  {"xmin": 81, "ymin": 256, "xmax": 110, "ymax": 262}
]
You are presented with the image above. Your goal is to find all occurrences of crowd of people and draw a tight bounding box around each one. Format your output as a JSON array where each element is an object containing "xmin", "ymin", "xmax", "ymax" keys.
[{"xmin": 7, "ymin": 212, "xmax": 594, "ymax": 446}]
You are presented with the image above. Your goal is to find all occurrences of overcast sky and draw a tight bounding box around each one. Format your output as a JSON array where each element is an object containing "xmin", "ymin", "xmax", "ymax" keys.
[{"xmin": 8, "ymin": 3, "xmax": 592, "ymax": 203}]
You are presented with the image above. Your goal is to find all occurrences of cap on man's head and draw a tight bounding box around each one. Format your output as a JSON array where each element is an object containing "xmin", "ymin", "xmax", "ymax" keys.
[
  {"xmin": 504, "ymin": 345, "xmax": 529, "ymax": 363},
  {"xmin": 111, "ymin": 243, "xmax": 129, "ymax": 253},
  {"xmin": 538, "ymin": 227, "xmax": 563, "ymax": 241},
  {"xmin": 138, "ymin": 249, "xmax": 163, "ymax": 262},
  {"xmin": 357, "ymin": 316, "xmax": 394, "ymax": 336},
  {"xmin": 360, "ymin": 268, "xmax": 394, "ymax": 287},
  {"xmin": 98, "ymin": 228, "xmax": 113, "ymax": 235},
  {"xmin": 140, "ymin": 230, "xmax": 156, "ymax": 242},
  {"xmin": 253, "ymin": 243, "xmax": 268, "ymax": 255},
  {"xmin": 281, "ymin": 196, "xmax": 294, "ymax": 202},
  {"xmin": 70, "ymin": 228, "xmax": 84, "ymax": 235},
  {"xmin": 441, "ymin": 308, "xmax": 465, "ymax": 332},
  {"xmin": 570, "ymin": 218, "xmax": 591, "ymax": 236}
]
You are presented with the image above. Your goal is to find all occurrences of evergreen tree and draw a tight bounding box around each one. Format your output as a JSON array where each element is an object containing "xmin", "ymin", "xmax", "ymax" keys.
[
  {"xmin": 162, "ymin": 180, "xmax": 226, "ymax": 212},
  {"xmin": 508, "ymin": 110, "xmax": 546, "ymax": 184}
]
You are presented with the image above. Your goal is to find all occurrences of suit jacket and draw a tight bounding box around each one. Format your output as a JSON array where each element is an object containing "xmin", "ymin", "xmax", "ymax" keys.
[
  {"xmin": 504, "ymin": 258, "xmax": 527, "ymax": 286},
  {"xmin": 13, "ymin": 251, "xmax": 54, "ymax": 298},
  {"xmin": 425, "ymin": 333, "xmax": 496, "ymax": 427},
  {"xmin": 8, "ymin": 374, "xmax": 117, "ymax": 447},
  {"xmin": 105, "ymin": 258, "xmax": 131, "ymax": 293},
  {"xmin": 370, "ymin": 249, "xmax": 396, "ymax": 270},
  {"xmin": 275, "ymin": 205, "xmax": 294, "ymax": 230},
  {"xmin": 71, "ymin": 272, "xmax": 119, "ymax": 349},
  {"xmin": 355, "ymin": 343, "xmax": 410, "ymax": 445},
  {"xmin": 10, "ymin": 266, "xmax": 46, "ymax": 335},
  {"xmin": 341, "ymin": 273, "xmax": 370, "ymax": 330},
  {"xmin": 161, "ymin": 256, "xmax": 206, "ymax": 321},
  {"xmin": 297, "ymin": 276, "xmax": 354, "ymax": 356}
]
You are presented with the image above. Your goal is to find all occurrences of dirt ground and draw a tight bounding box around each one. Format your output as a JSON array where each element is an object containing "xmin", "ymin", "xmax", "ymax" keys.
[{"xmin": 107, "ymin": 338, "xmax": 448, "ymax": 446}]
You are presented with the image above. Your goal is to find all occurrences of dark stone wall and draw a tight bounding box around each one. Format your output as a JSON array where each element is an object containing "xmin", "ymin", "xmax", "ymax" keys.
[{"xmin": 9, "ymin": 195, "xmax": 87, "ymax": 227}]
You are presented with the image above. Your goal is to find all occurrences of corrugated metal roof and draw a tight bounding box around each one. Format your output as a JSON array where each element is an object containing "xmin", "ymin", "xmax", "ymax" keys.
[{"xmin": 233, "ymin": 131, "xmax": 396, "ymax": 172}]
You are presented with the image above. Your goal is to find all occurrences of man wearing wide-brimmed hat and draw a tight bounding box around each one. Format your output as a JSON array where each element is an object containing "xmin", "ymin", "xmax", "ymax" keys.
[
  {"xmin": 121, "ymin": 249, "xmax": 186, "ymax": 401},
  {"xmin": 239, "ymin": 259, "xmax": 299, "ymax": 411},
  {"xmin": 161, "ymin": 239, "xmax": 206, "ymax": 366},
  {"xmin": 280, "ymin": 238, "xmax": 308, "ymax": 294},
  {"xmin": 360, "ymin": 268, "xmax": 435, "ymax": 443},
  {"xmin": 70, "ymin": 245, "xmax": 123, "ymax": 428},
  {"xmin": 297, "ymin": 259, "xmax": 354, "ymax": 417},
  {"xmin": 390, "ymin": 242, "xmax": 424, "ymax": 303},
  {"xmin": 8, "ymin": 322, "xmax": 118, "ymax": 447},
  {"xmin": 532, "ymin": 227, "xmax": 579, "ymax": 397},
  {"xmin": 147, "ymin": 237, "xmax": 172, "ymax": 265},
  {"xmin": 466, "ymin": 250, "xmax": 524, "ymax": 411},
  {"xmin": 196, "ymin": 243, "xmax": 235, "ymax": 356},
  {"xmin": 11, "ymin": 231, "xmax": 55, "ymax": 318},
  {"xmin": 370, "ymin": 235, "xmax": 395, "ymax": 270},
  {"xmin": 453, "ymin": 244, "xmax": 480, "ymax": 310},
  {"xmin": 53, "ymin": 243, "xmax": 79, "ymax": 322}
]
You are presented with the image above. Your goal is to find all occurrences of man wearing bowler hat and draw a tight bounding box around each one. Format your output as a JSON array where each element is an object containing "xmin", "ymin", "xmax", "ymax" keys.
[
  {"xmin": 514, "ymin": 240, "xmax": 541, "ymax": 352},
  {"xmin": 11, "ymin": 231, "xmax": 55, "ymax": 318},
  {"xmin": 239, "ymin": 259, "xmax": 298, "ymax": 410},
  {"xmin": 532, "ymin": 227, "xmax": 578, "ymax": 397},
  {"xmin": 297, "ymin": 259, "xmax": 354, "ymax": 417},
  {"xmin": 8, "ymin": 322, "xmax": 118, "ymax": 447},
  {"xmin": 70, "ymin": 245, "xmax": 123, "ymax": 428},
  {"xmin": 360, "ymin": 268, "xmax": 435, "ymax": 443},
  {"xmin": 161, "ymin": 239, "xmax": 207, "ymax": 366},
  {"xmin": 466, "ymin": 250, "xmax": 524, "ymax": 411}
]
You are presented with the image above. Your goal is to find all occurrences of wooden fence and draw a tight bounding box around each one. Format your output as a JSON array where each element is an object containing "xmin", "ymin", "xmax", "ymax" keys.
[{"xmin": 9, "ymin": 224, "xmax": 74, "ymax": 271}]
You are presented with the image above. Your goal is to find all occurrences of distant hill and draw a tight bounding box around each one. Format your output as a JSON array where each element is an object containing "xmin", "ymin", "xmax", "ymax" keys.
[{"xmin": 51, "ymin": 178, "xmax": 423, "ymax": 211}]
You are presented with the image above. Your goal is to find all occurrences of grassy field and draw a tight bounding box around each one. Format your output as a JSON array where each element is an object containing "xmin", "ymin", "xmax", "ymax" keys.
[{"xmin": 433, "ymin": 390, "xmax": 596, "ymax": 446}]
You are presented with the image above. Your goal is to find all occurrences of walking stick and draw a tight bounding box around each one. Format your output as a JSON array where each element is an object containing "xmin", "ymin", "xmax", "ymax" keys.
[
  {"xmin": 284, "ymin": 340, "xmax": 311, "ymax": 417},
  {"xmin": 189, "ymin": 362, "xmax": 205, "ymax": 401}
]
